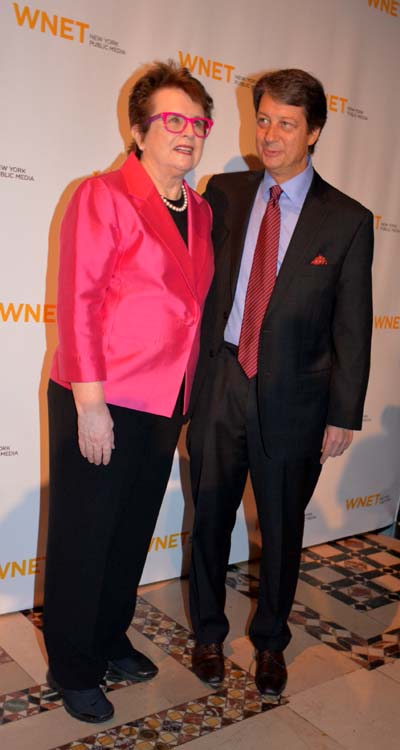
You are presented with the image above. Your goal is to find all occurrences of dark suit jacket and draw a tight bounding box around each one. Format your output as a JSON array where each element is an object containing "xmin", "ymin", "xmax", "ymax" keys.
[{"xmin": 191, "ymin": 169, "xmax": 374, "ymax": 458}]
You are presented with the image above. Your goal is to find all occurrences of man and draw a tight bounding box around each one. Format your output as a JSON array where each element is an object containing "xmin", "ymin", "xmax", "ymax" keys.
[{"xmin": 188, "ymin": 69, "xmax": 373, "ymax": 700}]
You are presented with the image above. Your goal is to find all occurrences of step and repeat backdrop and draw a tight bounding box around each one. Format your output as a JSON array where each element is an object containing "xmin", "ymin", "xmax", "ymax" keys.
[{"xmin": 1, "ymin": 0, "xmax": 399, "ymax": 614}]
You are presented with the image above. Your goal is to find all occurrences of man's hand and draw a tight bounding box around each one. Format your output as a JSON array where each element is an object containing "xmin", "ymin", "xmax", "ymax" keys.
[
  {"xmin": 320, "ymin": 425, "xmax": 353, "ymax": 465},
  {"xmin": 71, "ymin": 382, "xmax": 115, "ymax": 466}
]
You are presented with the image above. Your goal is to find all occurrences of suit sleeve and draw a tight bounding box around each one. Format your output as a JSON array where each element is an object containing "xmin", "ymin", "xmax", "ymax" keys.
[
  {"xmin": 327, "ymin": 210, "xmax": 374, "ymax": 430},
  {"xmin": 56, "ymin": 177, "xmax": 121, "ymax": 383}
]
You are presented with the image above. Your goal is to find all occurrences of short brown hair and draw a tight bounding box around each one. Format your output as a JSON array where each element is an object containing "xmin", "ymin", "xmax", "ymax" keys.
[
  {"xmin": 253, "ymin": 69, "xmax": 327, "ymax": 154},
  {"xmin": 128, "ymin": 60, "xmax": 214, "ymax": 156}
]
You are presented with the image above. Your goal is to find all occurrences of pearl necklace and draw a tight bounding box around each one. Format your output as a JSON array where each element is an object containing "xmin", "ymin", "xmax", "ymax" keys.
[{"xmin": 160, "ymin": 184, "xmax": 188, "ymax": 213}]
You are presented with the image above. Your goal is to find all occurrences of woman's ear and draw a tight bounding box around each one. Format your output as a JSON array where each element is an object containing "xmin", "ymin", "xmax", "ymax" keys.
[{"xmin": 131, "ymin": 125, "xmax": 145, "ymax": 152}]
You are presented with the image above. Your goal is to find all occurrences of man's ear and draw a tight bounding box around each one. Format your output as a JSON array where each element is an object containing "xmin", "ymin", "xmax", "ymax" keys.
[{"xmin": 308, "ymin": 127, "xmax": 321, "ymax": 148}]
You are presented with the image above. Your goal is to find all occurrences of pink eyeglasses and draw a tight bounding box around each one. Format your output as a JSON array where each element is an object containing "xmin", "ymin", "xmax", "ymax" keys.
[{"xmin": 145, "ymin": 111, "xmax": 214, "ymax": 139}]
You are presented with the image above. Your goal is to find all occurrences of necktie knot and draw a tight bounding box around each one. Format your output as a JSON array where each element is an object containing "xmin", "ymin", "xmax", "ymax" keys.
[{"xmin": 270, "ymin": 184, "xmax": 282, "ymax": 205}]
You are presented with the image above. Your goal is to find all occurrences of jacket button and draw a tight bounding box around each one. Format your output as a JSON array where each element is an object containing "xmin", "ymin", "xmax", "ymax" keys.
[
  {"xmin": 209, "ymin": 349, "xmax": 215, "ymax": 358},
  {"xmin": 223, "ymin": 311, "xmax": 229, "ymax": 320}
]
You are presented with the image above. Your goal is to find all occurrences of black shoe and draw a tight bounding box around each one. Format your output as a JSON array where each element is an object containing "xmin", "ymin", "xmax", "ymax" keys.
[
  {"xmin": 255, "ymin": 649, "xmax": 287, "ymax": 699},
  {"xmin": 107, "ymin": 649, "xmax": 158, "ymax": 682},
  {"xmin": 46, "ymin": 671, "xmax": 114, "ymax": 723},
  {"xmin": 192, "ymin": 642, "xmax": 225, "ymax": 686}
]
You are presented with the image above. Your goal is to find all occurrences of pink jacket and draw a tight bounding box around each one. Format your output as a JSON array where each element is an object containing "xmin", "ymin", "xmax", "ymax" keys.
[{"xmin": 50, "ymin": 153, "xmax": 214, "ymax": 417}]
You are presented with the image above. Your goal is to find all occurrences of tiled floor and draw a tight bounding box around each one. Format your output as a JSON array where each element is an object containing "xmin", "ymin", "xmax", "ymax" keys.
[{"xmin": 0, "ymin": 532, "xmax": 399, "ymax": 749}]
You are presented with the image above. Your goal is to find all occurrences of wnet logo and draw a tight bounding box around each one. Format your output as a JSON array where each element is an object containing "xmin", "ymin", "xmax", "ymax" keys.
[
  {"xmin": 326, "ymin": 92, "xmax": 368, "ymax": 121},
  {"xmin": 0, "ymin": 303, "xmax": 56, "ymax": 323},
  {"xmin": 367, "ymin": 0, "xmax": 399, "ymax": 18},
  {"xmin": 178, "ymin": 51, "xmax": 235, "ymax": 83},
  {"xmin": 374, "ymin": 315, "xmax": 400, "ymax": 329},
  {"xmin": 148, "ymin": 531, "xmax": 190, "ymax": 552},
  {"xmin": 374, "ymin": 215, "xmax": 400, "ymax": 234},
  {"xmin": 345, "ymin": 493, "xmax": 381, "ymax": 510},
  {"xmin": 12, "ymin": 3, "xmax": 89, "ymax": 43},
  {"xmin": 0, "ymin": 557, "xmax": 45, "ymax": 580},
  {"xmin": 326, "ymin": 94, "xmax": 348, "ymax": 114}
]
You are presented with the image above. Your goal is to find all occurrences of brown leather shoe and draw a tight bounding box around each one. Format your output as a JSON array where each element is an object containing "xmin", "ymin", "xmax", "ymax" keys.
[
  {"xmin": 255, "ymin": 649, "xmax": 287, "ymax": 698},
  {"xmin": 192, "ymin": 642, "xmax": 225, "ymax": 685}
]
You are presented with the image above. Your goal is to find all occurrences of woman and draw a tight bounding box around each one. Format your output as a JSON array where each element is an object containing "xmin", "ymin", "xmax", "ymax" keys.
[{"xmin": 43, "ymin": 61, "xmax": 214, "ymax": 723}]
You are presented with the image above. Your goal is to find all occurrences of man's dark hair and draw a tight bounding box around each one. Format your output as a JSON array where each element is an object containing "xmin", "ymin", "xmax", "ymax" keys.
[
  {"xmin": 128, "ymin": 60, "xmax": 214, "ymax": 157},
  {"xmin": 253, "ymin": 68, "xmax": 327, "ymax": 153}
]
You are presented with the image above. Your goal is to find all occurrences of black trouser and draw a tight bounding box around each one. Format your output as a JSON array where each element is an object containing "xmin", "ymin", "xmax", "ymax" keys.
[
  {"xmin": 189, "ymin": 344, "xmax": 322, "ymax": 652},
  {"xmin": 43, "ymin": 380, "xmax": 183, "ymax": 689}
]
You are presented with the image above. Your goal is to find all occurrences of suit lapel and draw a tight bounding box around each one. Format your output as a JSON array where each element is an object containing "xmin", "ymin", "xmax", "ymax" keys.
[
  {"xmin": 135, "ymin": 190, "xmax": 197, "ymax": 296},
  {"xmin": 120, "ymin": 154, "xmax": 196, "ymax": 296},
  {"xmin": 228, "ymin": 172, "xmax": 263, "ymax": 299},
  {"xmin": 265, "ymin": 172, "xmax": 330, "ymax": 319}
]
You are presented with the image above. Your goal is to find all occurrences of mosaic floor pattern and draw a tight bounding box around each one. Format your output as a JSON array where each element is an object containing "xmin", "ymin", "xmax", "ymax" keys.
[
  {"xmin": 229, "ymin": 534, "xmax": 400, "ymax": 669},
  {"xmin": 299, "ymin": 536, "xmax": 400, "ymax": 610},
  {"xmin": 0, "ymin": 533, "xmax": 399, "ymax": 750},
  {"xmin": 6, "ymin": 598, "xmax": 284, "ymax": 729}
]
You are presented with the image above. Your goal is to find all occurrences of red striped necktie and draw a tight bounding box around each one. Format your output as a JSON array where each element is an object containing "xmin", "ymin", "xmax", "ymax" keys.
[{"xmin": 238, "ymin": 184, "xmax": 282, "ymax": 378}]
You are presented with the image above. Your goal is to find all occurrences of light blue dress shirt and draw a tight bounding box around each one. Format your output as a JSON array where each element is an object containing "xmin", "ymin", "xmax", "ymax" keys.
[{"xmin": 224, "ymin": 158, "xmax": 314, "ymax": 345}]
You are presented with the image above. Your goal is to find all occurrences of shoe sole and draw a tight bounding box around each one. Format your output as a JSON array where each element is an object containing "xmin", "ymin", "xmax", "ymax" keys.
[
  {"xmin": 192, "ymin": 669, "xmax": 225, "ymax": 687},
  {"xmin": 256, "ymin": 680, "xmax": 287, "ymax": 703},
  {"xmin": 258, "ymin": 691, "xmax": 283, "ymax": 704},
  {"xmin": 46, "ymin": 673, "xmax": 62, "ymax": 694},
  {"xmin": 62, "ymin": 702, "xmax": 114, "ymax": 723},
  {"xmin": 203, "ymin": 677, "xmax": 224, "ymax": 687}
]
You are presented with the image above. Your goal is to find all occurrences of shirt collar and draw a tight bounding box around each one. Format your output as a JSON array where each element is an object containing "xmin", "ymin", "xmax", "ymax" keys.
[{"xmin": 262, "ymin": 156, "xmax": 314, "ymax": 208}]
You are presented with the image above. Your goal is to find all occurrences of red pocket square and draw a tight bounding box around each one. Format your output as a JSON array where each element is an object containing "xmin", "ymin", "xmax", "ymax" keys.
[{"xmin": 310, "ymin": 254, "xmax": 328, "ymax": 265}]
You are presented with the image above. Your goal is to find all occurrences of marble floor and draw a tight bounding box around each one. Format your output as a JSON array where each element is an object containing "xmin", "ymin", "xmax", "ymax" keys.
[{"xmin": 0, "ymin": 532, "xmax": 399, "ymax": 749}]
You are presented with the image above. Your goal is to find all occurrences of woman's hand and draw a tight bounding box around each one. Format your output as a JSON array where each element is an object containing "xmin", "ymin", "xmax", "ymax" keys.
[{"xmin": 71, "ymin": 382, "xmax": 115, "ymax": 466}]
